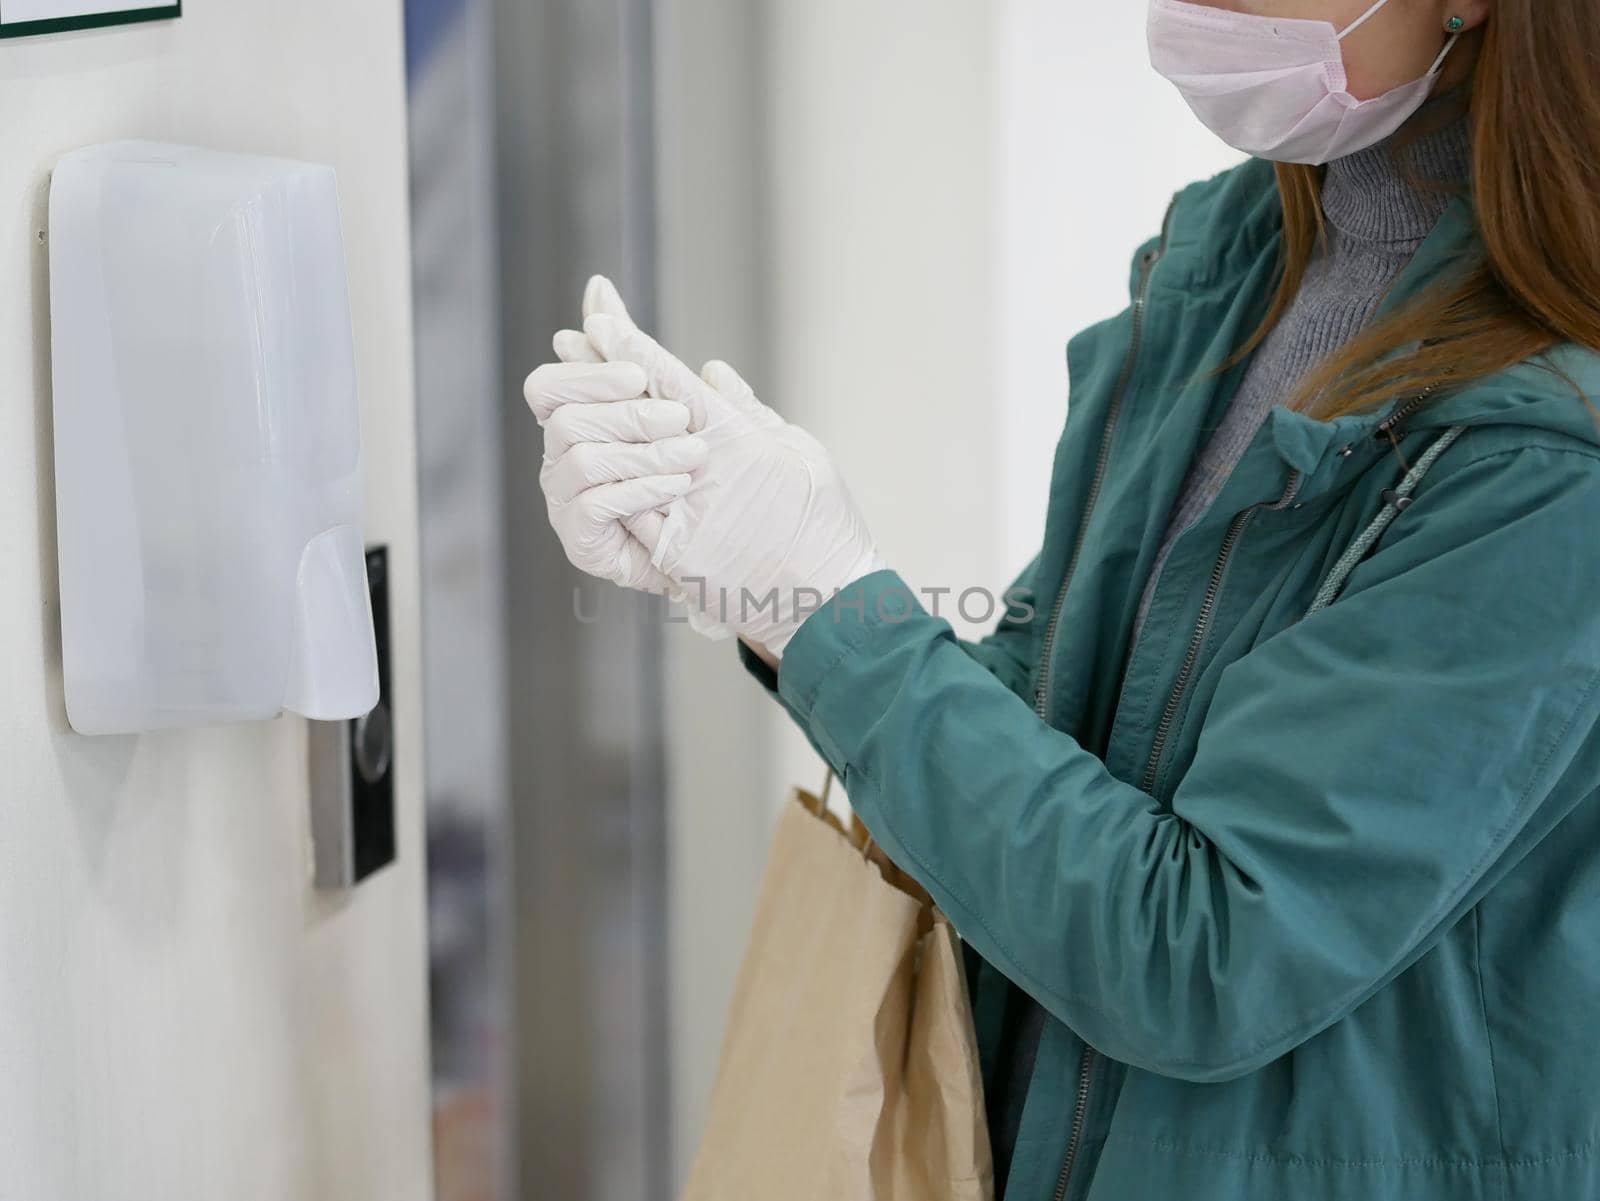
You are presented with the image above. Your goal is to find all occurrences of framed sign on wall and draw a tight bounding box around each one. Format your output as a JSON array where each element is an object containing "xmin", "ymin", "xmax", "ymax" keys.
[{"xmin": 0, "ymin": 0, "xmax": 179, "ymax": 38}]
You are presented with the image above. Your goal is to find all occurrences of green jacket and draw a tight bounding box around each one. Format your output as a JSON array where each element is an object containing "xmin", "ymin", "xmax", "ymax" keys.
[{"xmin": 743, "ymin": 157, "xmax": 1600, "ymax": 1201}]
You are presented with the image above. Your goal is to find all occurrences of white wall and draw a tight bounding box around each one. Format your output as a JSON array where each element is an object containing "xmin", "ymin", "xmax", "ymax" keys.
[
  {"xmin": 993, "ymin": 0, "xmax": 1243, "ymax": 570},
  {"xmin": 764, "ymin": 0, "xmax": 1002, "ymax": 801},
  {"xmin": 0, "ymin": 7, "xmax": 432, "ymax": 1201}
]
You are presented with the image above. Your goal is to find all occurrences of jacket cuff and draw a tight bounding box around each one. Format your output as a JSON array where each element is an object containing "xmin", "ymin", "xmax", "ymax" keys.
[
  {"xmin": 775, "ymin": 570, "xmax": 928, "ymax": 762},
  {"xmin": 735, "ymin": 632, "xmax": 843, "ymax": 773}
]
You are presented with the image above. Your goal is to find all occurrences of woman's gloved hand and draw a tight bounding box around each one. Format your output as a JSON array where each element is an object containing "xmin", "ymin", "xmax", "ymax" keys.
[
  {"xmin": 554, "ymin": 276, "xmax": 885, "ymax": 659},
  {"xmin": 522, "ymin": 356, "xmax": 707, "ymax": 594}
]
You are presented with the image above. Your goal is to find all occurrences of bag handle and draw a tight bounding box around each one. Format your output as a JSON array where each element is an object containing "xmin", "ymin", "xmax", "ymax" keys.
[
  {"xmin": 810, "ymin": 768, "xmax": 880, "ymax": 861},
  {"xmin": 1306, "ymin": 424, "xmax": 1467, "ymax": 616},
  {"xmin": 810, "ymin": 768, "xmax": 936, "ymax": 910}
]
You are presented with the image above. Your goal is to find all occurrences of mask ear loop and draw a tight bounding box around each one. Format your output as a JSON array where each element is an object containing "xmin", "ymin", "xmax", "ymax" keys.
[
  {"xmin": 1338, "ymin": 0, "xmax": 1460, "ymax": 75},
  {"xmin": 1337, "ymin": 0, "xmax": 1396, "ymax": 40},
  {"xmin": 1422, "ymin": 31, "xmax": 1461, "ymax": 75}
]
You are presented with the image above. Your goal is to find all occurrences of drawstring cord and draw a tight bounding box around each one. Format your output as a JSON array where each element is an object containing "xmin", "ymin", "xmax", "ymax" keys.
[{"xmin": 1307, "ymin": 424, "xmax": 1468, "ymax": 615}]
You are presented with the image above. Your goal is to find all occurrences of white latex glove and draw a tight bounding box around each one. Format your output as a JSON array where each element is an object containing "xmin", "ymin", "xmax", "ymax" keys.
[
  {"xmin": 549, "ymin": 279, "xmax": 730, "ymax": 637},
  {"xmin": 522, "ymin": 357, "xmax": 707, "ymax": 593},
  {"xmin": 566, "ymin": 276, "xmax": 884, "ymax": 658}
]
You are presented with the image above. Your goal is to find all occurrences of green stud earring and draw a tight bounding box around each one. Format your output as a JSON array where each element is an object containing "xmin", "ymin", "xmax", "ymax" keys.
[{"xmin": 1445, "ymin": 15, "xmax": 1466, "ymax": 31}]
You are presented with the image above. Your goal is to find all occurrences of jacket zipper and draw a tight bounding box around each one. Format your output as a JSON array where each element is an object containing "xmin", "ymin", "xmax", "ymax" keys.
[
  {"xmin": 1136, "ymin": 387, "xmax": 1429, "ymax": 792},
  {"xmin": 1049, "ymin": 1044, "xmax": 1095, "ymax": 1201},
  {"xmin": 1034, "ymin": 219, "xmax": 1172, "ymax": 723},
  {"xmin": 1042, "ymin": 277, "xmax": 1429, "ymax": 1201},
  {"xmin": 1373, "ymin": 387, "xmax": 1433, "ymax": 439},
  {"xmin": 1140, "ymin": 469, "xmax": 1304, "ymax": 795},
  {"xmin": 1037, "ymin": 209, "xmax": 1172, "ymax": 1201},
  {"xmin": 1137, "ymin": 387, "xmax": 1429, "ymax": 793}
]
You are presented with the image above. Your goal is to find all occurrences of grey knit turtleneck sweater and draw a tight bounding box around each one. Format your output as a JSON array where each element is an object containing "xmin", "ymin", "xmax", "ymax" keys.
[{"xmin": 1128, "ymin": 119, "xmax": 1473, "ymax": 642}]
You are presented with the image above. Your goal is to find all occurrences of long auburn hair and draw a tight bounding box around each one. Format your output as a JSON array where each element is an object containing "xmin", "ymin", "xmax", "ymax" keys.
[{"xmin": 1243, "ymin": 4, "xmax": 1600, "ymax": 420}]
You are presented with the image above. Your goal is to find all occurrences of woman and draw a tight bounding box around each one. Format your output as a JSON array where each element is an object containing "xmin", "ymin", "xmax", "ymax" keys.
[{"xmin": 525, "ymin": 0, "xmax": 1600, "ymax": 1197}]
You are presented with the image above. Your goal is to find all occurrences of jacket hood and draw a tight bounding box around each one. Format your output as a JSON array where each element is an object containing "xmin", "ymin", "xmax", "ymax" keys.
[{"xmin": 1407, "ymin": 346, "xmax": 1600, "ymax": 447}]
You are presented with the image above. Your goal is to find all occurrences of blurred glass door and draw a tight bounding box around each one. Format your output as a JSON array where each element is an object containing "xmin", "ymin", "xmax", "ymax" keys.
[{"xmin": 404, "ymin": 0, "xmax": 670, "ymax": 1197}]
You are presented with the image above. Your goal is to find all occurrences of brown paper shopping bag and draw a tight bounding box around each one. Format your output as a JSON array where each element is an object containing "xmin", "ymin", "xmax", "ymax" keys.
[{"xmin": 681, "ymin": 783, "xmax": 993, "ymax": 1201}]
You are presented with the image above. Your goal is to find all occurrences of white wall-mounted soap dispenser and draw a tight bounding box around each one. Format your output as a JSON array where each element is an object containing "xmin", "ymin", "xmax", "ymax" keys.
[{"xmin": 49, "ymin": 140, "xmax": 379, "ymax": 735}]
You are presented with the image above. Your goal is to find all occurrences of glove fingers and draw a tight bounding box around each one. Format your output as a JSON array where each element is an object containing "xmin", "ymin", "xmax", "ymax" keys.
[
  {"xmin": 610, "ymin": 532, "xmax": 679, "ymax": 594},
  {"xmin": 623, "ymin": 509, "xmax": 668, "ymax": 557},
  {"xmin": 582, "ymin": 274, "xmax": 636, "ymax": 326},
  {"xmin": 543, "ymin": 397, "xmax": 691, "ymax": 461},
  {"xmin": 564, "ymin": 507, "xmax": 677, "ymax": 594},
  {"xmin": 700, "ymin": 359, "xmax": 754, "ymax": 403},
  {"xmin": 524, "ymin": 361, "xmax": 647, "ymax": 423},
  {"xmin": 553, "ymin": 328, "xmax": 601, "ymax": 364},
  {"xmin": 584, "ymin": 313, "xmax": 715, "ymax": 432},
  {"xmin": 580, "ymin": 473, "xmax": 695, "ymax": 525},
  {"xmin": 541, "ymin": 436, "xmax": 708, "ymax": 505},
  {"xmin": 642, "ymin": 490, "xmax": 699, "ymax": 573},
  {"xmin": 700, "ymin": 358, "xmax": 781, "ymax": 429}
]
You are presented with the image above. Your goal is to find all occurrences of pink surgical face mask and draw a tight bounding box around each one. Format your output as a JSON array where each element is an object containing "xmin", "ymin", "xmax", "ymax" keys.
[{"xmin": 1147, "ymin": 0, "xmax": 1460, "ymax": 165}]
